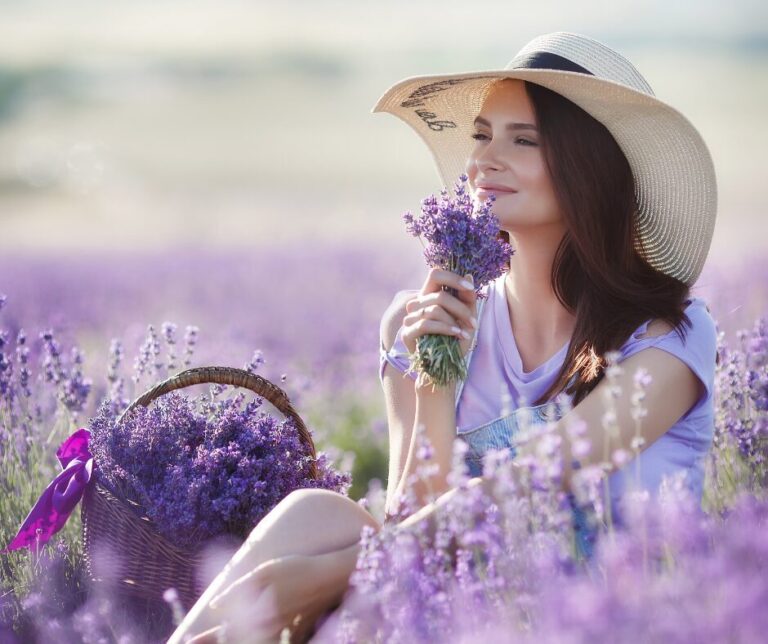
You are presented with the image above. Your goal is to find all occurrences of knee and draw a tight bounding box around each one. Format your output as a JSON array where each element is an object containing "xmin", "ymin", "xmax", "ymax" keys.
[
  {"xmin": 279, "ymin": 487, "xmax": 341, "ymax": 514},
  {"xmin": 280, "ymin": 487, "xmax": 381, "ymax": 531}
]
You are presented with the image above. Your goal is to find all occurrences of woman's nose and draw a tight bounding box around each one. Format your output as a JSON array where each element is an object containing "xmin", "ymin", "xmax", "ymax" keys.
[{"xmin": 473, "ymin": 139, "xmax": 504, "ymax": 173}]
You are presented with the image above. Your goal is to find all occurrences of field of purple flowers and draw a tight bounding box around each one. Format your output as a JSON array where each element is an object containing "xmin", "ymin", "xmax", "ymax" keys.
[{"xmin": 1, "ymin": 243, "xmax": 767, "ymax": 642}]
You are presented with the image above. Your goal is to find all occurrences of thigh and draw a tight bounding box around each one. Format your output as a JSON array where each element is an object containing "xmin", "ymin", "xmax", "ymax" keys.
[
  {"xmin": 169, "ymin": 490, "xmax": 380, "ymax": 643},
  {"xmin": 240, "ymin": 488, "xmax": 381, "ymax": 564}
]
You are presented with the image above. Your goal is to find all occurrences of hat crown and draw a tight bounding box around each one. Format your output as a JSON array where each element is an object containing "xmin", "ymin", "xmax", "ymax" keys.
[{"xmin": 505, "ymin": 31, "xmax": 655, "ymax": 97}]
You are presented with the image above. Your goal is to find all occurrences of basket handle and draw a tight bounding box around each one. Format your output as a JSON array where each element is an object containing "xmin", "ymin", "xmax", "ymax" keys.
[{"xmin": 117, "ymin": 366, "xmax": 317, "ymax": 477}]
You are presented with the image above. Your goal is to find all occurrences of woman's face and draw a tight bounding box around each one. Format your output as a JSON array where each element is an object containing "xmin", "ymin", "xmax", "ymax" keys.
[{"xmin": 465, "ymin": 79, "xmax": 563, "ymax": 232}]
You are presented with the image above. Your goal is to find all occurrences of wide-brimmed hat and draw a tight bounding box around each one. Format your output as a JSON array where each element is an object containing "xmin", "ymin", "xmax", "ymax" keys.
[{"xmin": 371, "ymin": 31, "xmax": 717, "ymax": 286}]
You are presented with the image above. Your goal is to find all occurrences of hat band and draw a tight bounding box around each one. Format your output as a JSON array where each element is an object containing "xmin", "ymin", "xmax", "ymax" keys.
[
  {"xmin": 507, "ymin": 51, "xmax": 594, "ymax": 76},
  {"xmin": 397, "ymin": 52, "xmax": 594, "ymax": 133}
]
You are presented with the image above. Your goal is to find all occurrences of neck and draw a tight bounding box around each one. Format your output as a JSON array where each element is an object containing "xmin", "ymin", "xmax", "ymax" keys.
[{"xmin": 504, "ymin": 226, "xmax": 575, "ymax": 342}]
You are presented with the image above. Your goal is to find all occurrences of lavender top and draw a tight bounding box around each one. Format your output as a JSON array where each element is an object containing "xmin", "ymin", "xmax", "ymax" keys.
[{"xmin": 379, "ymin": 273, "xmax": 719, "ymax": 508}]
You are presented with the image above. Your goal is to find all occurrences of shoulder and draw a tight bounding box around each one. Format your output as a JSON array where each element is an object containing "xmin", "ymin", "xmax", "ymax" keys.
[
  {"xmin": 621, "ymin": 297, "xmax": 719, "ymax": 407},
  {"xmin": 634, "ymin": 298, "xmax": 717, "ymax": 348},
  {"xmin": 380, "ymin": 288, "xmax": 419, "ymax": 351}
]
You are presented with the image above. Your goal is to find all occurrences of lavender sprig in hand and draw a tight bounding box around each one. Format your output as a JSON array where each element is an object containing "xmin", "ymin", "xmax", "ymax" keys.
[{"xmin": 403, "ymin": 174, "xmax": 514, "ymax": 387}]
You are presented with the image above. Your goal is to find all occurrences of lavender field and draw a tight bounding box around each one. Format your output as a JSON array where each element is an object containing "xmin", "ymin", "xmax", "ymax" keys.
[{"xmin": 1, "ymin": 243, "xmax": 767, "ymax": 642}]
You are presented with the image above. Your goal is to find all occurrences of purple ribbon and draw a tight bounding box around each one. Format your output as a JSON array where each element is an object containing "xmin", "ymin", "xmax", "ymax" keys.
[{"xmin": 3, "ymin": 428, "xmax": 93, "ymax": 552}]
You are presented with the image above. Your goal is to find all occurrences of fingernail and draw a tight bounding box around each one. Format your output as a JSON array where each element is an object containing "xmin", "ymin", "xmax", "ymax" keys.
[
  {"xmin": 469, "ymin": 316, "xmax": 478, "ymax": 329},
  {"xmin": 451, "ymin": 326, "xmax": 461, "ymax": 335},
  {"xmin": 452, "ymin": 326, "xmax": 470, "ymax": 339},
  {"xmin": 460, "ymin": 279, "xmax": 473, "ymax": 290}
]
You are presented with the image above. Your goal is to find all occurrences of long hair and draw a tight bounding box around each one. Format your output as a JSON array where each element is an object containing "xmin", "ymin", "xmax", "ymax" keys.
[{"xmin": 494, "ymin": 79, "xmax": 693, "ymax": 407}]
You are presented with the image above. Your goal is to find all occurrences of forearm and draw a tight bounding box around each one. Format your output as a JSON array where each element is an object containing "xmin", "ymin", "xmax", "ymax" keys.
[{"xmin": 389, "ymin": 376, "xmax": 457, "ymax": 515}]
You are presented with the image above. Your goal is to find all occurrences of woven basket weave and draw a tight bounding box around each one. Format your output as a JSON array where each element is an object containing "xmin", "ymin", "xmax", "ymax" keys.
[{"xmin": 80, "ymin": 366, "xmax": 317, "ymax": 616}]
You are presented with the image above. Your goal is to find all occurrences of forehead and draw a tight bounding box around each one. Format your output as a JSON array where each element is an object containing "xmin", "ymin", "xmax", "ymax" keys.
[{"xmin": 477, "ymin": 79, "xmax": 535, "ymax": 120}]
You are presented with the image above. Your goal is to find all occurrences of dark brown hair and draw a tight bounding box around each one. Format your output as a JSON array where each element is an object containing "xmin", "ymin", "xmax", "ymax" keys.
[{"xmin": 493, "ymin": 79, "xmax": 693, "ymax": 407}]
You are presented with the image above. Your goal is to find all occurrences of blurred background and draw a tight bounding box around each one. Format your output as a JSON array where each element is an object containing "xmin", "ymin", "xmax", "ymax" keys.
[
  {"xmin": 0, "ymin": 0, "xmax": 765, "ymax": 258},
  {"xmin": 1, "ymin": 5, "xmax": 767, "ymax": 638},
  {"xmin": 0, "ymin": 0, "xmax": 766, "ymax": 497}
]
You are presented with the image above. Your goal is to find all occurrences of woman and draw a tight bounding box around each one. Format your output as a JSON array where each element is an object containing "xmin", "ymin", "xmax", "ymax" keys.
[{"xmin": 170, "ymin": 31, "xmax": 719, "ymax": 643}]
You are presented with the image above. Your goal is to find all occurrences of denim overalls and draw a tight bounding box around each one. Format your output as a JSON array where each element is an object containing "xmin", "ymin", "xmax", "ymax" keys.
[{"xmin": 453, "ymin": 295, "xmax": 599, "ymax": 561}]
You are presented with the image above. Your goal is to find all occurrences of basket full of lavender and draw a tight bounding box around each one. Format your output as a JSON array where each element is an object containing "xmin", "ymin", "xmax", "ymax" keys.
[{"xmin": 78, "ymin": 366, "xmax": 350, "ymax": 617}]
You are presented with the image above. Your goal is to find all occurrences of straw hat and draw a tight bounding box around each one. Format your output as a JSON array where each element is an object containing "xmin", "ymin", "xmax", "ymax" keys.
[{"xmin": 371, "ymin": 31, "xmax": 717, "ymax": 286}]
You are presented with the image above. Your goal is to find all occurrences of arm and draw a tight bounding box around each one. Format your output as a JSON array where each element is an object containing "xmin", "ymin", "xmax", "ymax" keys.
[
  {"xmin": 515, "ymin": 337, "xmax": 704, "ymax": 496},
  {"xmin": 380, "ymin": 269, "xmax": 477, "ymax": 517},
  {"xmin": 379, "ymin": 291, "xmax": 419, "ymax": 515},
  {"xmin": 390, "ymin": 376, "xmax": 458, "ymax": 514}
]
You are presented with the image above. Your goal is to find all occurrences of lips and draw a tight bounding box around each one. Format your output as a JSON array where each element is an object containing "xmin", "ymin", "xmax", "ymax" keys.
[{"xmin": 475, "ymin": 182, "xmax": 517, "ymax": 193}]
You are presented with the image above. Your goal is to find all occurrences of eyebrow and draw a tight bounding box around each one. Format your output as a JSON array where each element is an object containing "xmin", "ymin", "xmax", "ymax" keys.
[{"xmin": 473, "ymin": 116, "xmax": 538, "ymax": 131}]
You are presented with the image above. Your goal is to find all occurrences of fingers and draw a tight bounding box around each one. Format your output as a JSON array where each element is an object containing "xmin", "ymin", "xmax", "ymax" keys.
[
  {"xmin": 412, "ymin": 294, "xmax": 477, "ymax": 331},
  {"xmin": 403, "ymin": 313, "xmax": 471, "ymax": 345},
  {"xmin": 399, "ymin": 270, "xmax": 480, "ymax": 356},
  {"xmin": 405, "ymin": 271, "xmax": 478, "ymax": 331},
  {"xmin": 420, "ymin": 267, "xmax": 475, "ymax": 296},
  {"xmin": 405, "ymin": 301, "xmax": 466, "ymax": 331}
]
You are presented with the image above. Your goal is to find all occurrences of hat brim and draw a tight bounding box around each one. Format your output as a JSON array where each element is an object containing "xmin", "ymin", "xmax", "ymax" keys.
[{"xmin": 372, "ymin": 68, "xmax": 717, "ymax": 286}]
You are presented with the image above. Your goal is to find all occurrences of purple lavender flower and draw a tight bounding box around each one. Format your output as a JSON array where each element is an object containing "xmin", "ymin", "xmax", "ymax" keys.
[
  {"xmin": 40, "ymin": 330, "xmax": 63, "ymax": 386},
  {"xmin": 713, "ymin": 316, "xmax": 768, "ymax": 489},
  {"xmin": 404, "ymin": 175, "xmax": 514, "ymax": 291},
  {"xmin": 132, "ymin": 324, "xmax": 161, "ymax": 385},
  {"xmin": 161, "ymin": 322, "xmax": 178, "ymax": 372},
  {"xmin": 0, "ymin": 329, "xmax": 12, "ymax": 402},
  {"xmin": 88, "ymin": 389, "xmax": 351, "ymax": 549},
  {"xmin": 15, "ymin": 329, "xmax": 31, "ymax": 399},
  {"xmin": 403, "ymin": 173, "xmax": 514, "ymax": 386},
  {"xmin": 244, "ymin": 349, "xmax": 265, "ymax": 374},
  {"xmin": 60, "ymin": 347, "xmax": 91, "ymax": 414},
  {"xmin": 106, "ymin": 338, "xmax": 125, "ymax": 405},
  {"xmin": 182, "ymin": 325, "xmax": 199, "ymax": 368},
  {"xmin": 37, "ymin": 329, "xmax": 92, "ymax": 416}
]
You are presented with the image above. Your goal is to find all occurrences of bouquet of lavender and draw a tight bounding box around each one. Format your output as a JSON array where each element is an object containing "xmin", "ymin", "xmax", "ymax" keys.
[
  {"xmin": 88, "ymin": 390, "xmax": 351, "ymax": 550},
  {"xmin": 403, "ymin": 174, "xmax": 514, "ymax": 387}
]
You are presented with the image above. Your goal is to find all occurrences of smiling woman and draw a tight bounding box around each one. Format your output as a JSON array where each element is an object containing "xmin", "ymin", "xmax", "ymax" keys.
[{"xmin": 170, "ymin": 31, "xmax": 720, "ymax": 642}]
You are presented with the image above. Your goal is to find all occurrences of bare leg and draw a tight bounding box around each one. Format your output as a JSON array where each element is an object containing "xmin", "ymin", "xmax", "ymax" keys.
[
  {"xmin": 168, "ymin": 488, "xmax": 381, "ymax": 642},
  {"xmin": 170, "ymin": 477, "xmax": 489, "ymax": 642}
]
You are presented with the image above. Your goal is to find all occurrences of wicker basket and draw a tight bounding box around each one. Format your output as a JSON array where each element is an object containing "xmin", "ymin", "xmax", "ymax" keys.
[{"xmin": 80, "ymin": 366, "xmax": 317, "ymax": 619}]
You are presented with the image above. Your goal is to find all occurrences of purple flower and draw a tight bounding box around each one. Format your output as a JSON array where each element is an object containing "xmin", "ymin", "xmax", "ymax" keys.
[
  {"xmin": 37, "ymin": 329, "xmax": 92, "ymax": 416},
  {"xmin": 404, "ymin": 174, "xmax": 514, "ymax": 294},
  {"xmin": 244, "ymin": 349, "xmax": 265, "ymax": 374},
  {"xmin": 402, "ymin": 174, "xmax": 514, "ymax": 387},
  {"xmin": 161, "ymin": 321, "xmax": 178, "ymax": 371},
  {"xmin": 182, "ymin": 325, "xmax": 199, "ymax": 368},
  {"xmin": 132, "ymin": 324, "xmax": 161, "ymax": 384},
  {"xmin": 0, "ymin": 329, "xmax": 12, "ymax": 402},
  {"xmin": 88, "ymin": 388, "xmax": 351, "ymax": 549}
]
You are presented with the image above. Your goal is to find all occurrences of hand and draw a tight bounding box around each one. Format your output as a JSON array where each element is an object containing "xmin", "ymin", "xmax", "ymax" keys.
[
  {"xmin": 206, "ymin": 552, "xmax": 340, "ymax": 643},
  {"xmin": 401, "ymin": 268, "xmax": 478, "ymax": 358}
]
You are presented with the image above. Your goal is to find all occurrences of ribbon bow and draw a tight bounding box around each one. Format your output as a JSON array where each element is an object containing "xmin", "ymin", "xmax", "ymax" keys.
[{"xmin": 3, "ymin": 428, "xmax": 93, "ymax": 552}]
